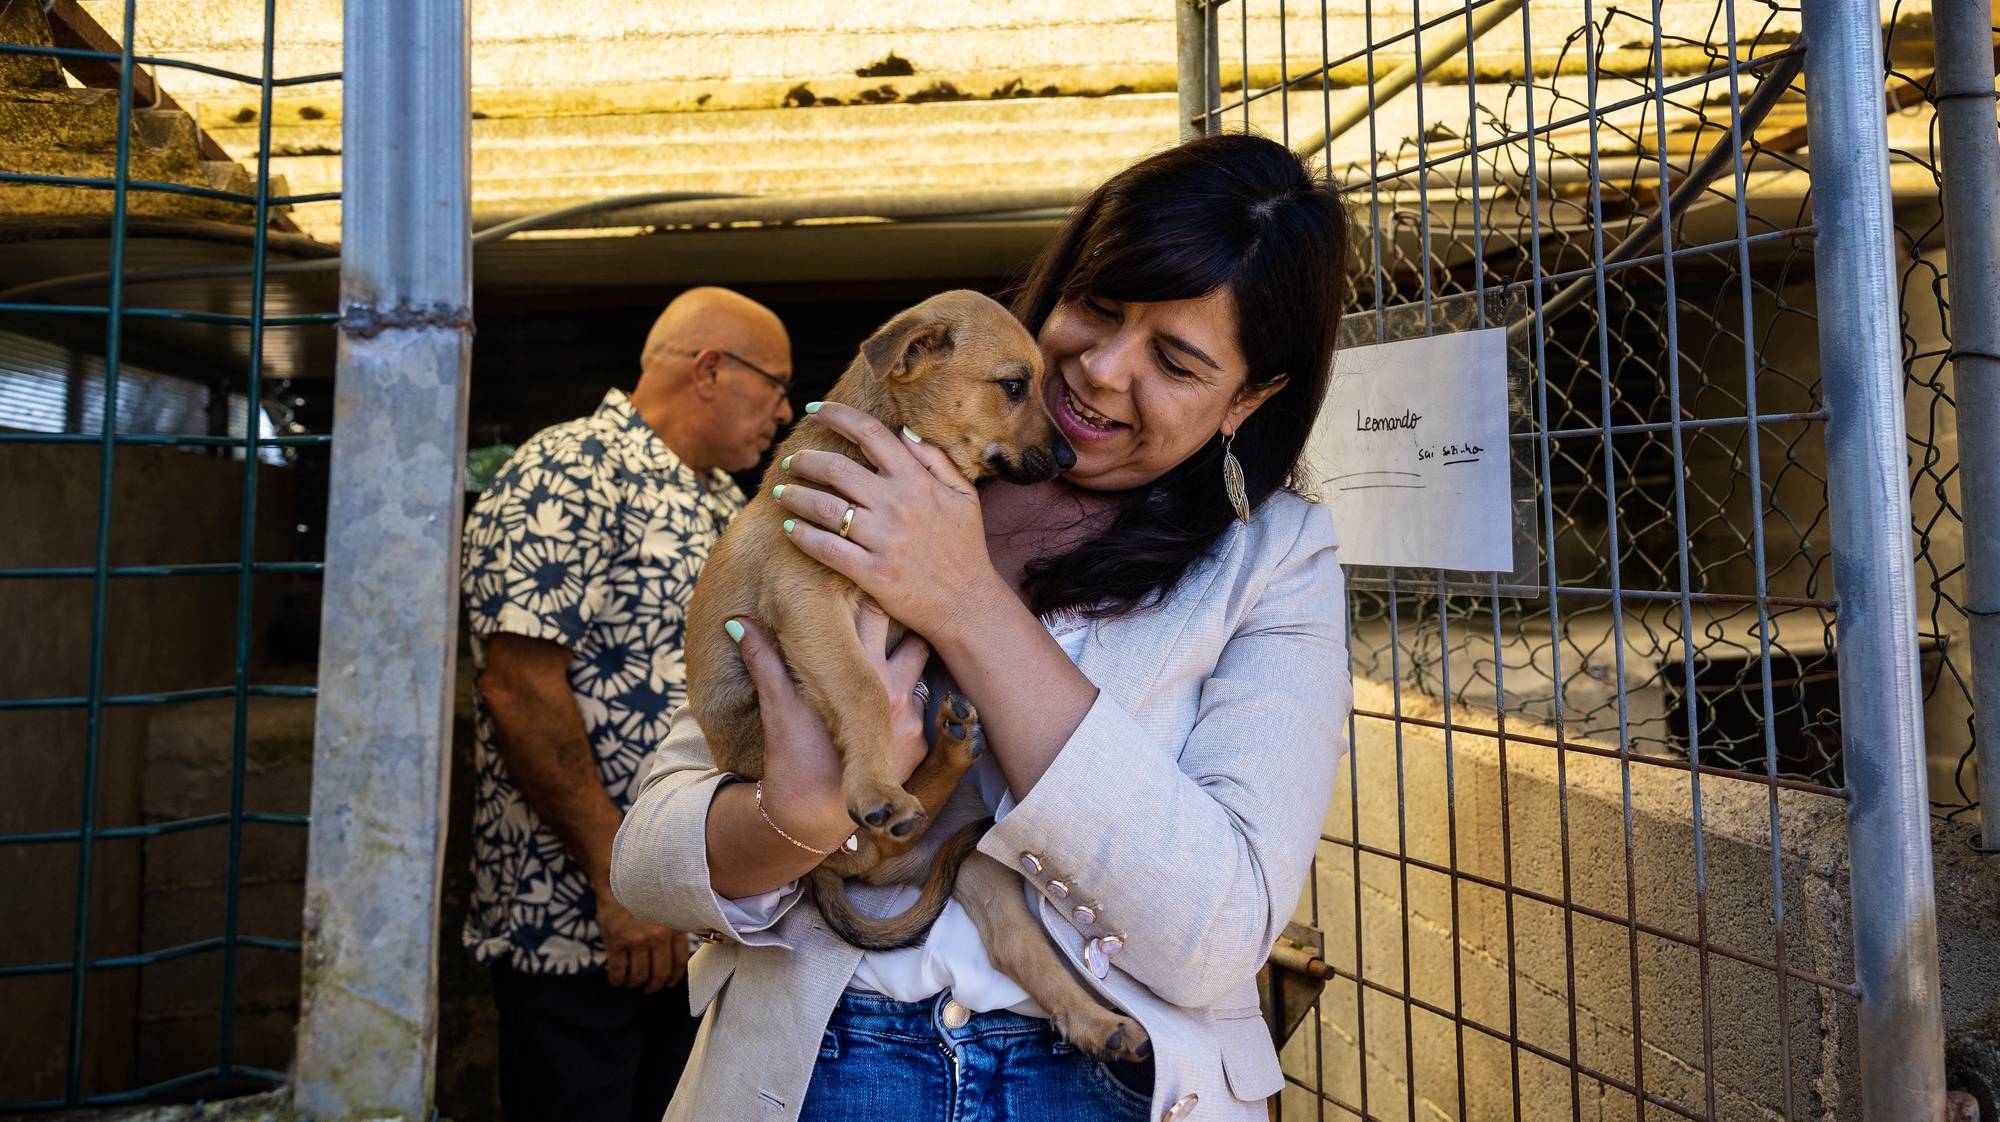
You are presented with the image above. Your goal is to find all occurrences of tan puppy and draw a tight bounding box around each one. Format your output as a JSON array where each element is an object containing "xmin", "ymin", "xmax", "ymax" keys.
[{"xmin": 684, "ymin": 290, "xmax": 1149, "ymax": 1061}]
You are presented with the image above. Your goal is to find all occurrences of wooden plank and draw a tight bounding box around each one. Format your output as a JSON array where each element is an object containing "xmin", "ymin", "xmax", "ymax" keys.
[{"xmin": 41, "ymin": 0, "xmax": 305, "ymax": 234}]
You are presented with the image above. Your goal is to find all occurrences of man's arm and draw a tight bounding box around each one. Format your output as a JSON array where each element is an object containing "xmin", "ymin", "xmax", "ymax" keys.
[{"xmin": 480, "ymin": 631, "xmax": 688, "ymax": 993}]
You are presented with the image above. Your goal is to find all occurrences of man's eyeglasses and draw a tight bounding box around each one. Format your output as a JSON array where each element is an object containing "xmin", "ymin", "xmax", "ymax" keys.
[{"xmin": 694, "ymin": 349, "xmax": 792, "ymax": 397}]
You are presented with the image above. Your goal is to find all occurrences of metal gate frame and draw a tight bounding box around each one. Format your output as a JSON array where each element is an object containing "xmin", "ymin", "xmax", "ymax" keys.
[
  {"xmin": 1, "ymin": 0, "xmax": 466, "ymax": 1115},
  {"xmin": 1174, "ymin": 1, "xmax": 1953, "ymax": 1118},
  {"xmin": 0, "ymin": 0, "xmax": 330, "ymax": 1110}
]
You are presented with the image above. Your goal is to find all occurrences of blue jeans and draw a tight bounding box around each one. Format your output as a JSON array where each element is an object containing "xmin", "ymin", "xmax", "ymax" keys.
[{"xmin": 797, "ymin": 990, "xmax": 1154, "ymax": 1122}]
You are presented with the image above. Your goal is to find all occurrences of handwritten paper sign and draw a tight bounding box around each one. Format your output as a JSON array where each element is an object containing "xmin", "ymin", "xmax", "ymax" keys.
[{"xmin": 1305, "ymin": 327, "xmax": 1513, "ymax": 571}]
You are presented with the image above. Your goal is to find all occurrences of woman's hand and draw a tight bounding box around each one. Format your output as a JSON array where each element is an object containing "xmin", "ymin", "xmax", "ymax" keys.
[
  {"xmin": 771, "ymin": 402, "xmax": 1012, "ymax": 644},
  {"xmin": 729, "ymin": 601, "xmax": 932, "ymax": 847}
]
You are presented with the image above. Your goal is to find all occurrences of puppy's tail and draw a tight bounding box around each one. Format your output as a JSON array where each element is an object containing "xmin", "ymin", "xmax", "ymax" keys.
[{"xmin": 806, "ymin": 818, "xmax": 991, "ymax": 951}]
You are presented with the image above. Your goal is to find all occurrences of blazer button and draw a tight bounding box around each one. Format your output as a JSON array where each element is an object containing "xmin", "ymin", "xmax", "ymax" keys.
[
  {"xmin": 1071, "ymin": 903, "xmax": 1097, "ymax": 926},
  {"xmin": 1163, "ymin": 1091, "xmax": 1198, "ymax": 1119},
  {"xmin": 1019, "ymin": 853, "xmax": 1044, "ymax": 877},
  {"xmin": 1100, "ymin": 934, "xmax": 1124, "ymax": 955},
  {"xmin": 1084, "ymin": 937, "xmax": 1111, "ymax": 979},
  {"xmin": 1046, "ymin": 879, "xmax": 1070, "ymax": 899}
]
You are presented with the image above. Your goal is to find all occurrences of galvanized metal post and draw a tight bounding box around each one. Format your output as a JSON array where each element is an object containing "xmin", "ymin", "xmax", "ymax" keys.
[
  {"xmin": 1801, "ymin": 3, "xmax": 1948, "ymax": 1118},
  {"xmin": 1174, "ymin": 0, "xmax": 1216, "ymax": 139},
  {"xmin": 293, "ymin": 0, "xmax": 471, "ymax": 1115},
  {"xmin": 1932, "ymin": 0, "xmax": 2000, "ymax": 851}
]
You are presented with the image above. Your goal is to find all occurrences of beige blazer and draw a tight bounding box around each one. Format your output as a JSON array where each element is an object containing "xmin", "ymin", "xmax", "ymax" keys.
[{"xmin": 610, "ymin": 490, "xmax": 1351, "ymax": 1122}]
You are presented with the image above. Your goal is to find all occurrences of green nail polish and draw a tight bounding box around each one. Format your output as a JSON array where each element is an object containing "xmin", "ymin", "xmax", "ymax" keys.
[
  {"xmin": 902, "ymin": 426, "xmax": 922, "ymax": 444},
  {"xmin": 780, "ymin": 455, "xmax": 793, "ymax": 470},
  {"xmin": 804, "ymin": 401, "xmax": 823, "ymax": 414},
  {"xmin": 724, "ymin": 619, "xmax": 745, "ymax": 644},
  {"xmin": 772, "ymin": 484, "xmax": 785, "ymax": 499},
  {"xmin": 783, "ymin": 519, "xmax": 796, "ymax": 534}
]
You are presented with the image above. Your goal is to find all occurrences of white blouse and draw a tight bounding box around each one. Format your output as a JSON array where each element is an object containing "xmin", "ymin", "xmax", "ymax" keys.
[{"xmin": 714, "ymin": 622, "xmax": 1094, "ymax": 1017}]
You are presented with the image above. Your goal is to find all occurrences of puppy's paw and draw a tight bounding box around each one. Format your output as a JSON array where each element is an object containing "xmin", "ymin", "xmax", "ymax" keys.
[
  {"xmin": 1053, "ymin": 1004, "xmax": 1152, "ymax": 1064},
  {"xmin": 936, "ymin": 694, "xmax": 986, "ymax": 762},
  {"xmin": 847, "ymin": 783, "xmax": 928, "ymax": 840}
]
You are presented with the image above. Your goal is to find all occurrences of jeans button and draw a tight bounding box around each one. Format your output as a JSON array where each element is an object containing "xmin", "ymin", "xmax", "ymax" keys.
[{"xmin": 941, "ymin": 999, "xmax": 971, "ymax": 1029}]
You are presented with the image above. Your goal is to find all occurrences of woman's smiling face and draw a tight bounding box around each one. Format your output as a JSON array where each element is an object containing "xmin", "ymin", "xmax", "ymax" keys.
[{"xmin": 1038, "ymin": 287, "xmax": 1284, "ymax": 493}]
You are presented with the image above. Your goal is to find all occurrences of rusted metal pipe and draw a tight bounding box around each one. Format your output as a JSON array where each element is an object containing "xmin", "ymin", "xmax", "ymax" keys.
[{"xmin": 1268, "ymin": 940, "xmax": 1333, "ymax": 980}]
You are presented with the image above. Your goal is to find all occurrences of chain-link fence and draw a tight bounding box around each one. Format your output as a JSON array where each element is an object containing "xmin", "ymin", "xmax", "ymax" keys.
[{"xmin": 1185, "ymin": 0, "xmax": 1967, "ymax": 1117}]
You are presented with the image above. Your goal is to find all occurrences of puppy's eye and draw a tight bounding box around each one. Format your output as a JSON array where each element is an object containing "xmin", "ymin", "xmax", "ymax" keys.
[{"xmin": 998, "ymin": 378, "xmax": 1028, "ymax": 401}]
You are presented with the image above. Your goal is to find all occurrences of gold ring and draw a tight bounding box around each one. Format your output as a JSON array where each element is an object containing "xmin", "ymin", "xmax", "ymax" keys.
[{"xmin": 838, "ymin": 506, "xmax": 856, "ymax": 539}]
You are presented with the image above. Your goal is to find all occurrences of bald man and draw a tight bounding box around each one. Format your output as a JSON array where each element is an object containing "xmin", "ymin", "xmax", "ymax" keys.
[{"xmin": 460, "ymin": 288, "xmax": 793, "ymax": 1122}]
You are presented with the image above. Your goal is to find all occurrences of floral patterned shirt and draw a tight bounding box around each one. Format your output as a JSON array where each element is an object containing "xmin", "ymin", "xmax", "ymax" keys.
[{"xmin": 460, "ymin": 389, "xmax": 744, "ymax": 973}]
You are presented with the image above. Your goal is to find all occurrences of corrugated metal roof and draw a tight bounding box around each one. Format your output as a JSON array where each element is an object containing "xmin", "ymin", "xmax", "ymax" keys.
[
  {"xmin": 6, "ymin": 0, "xmax": 1944, "ymax": 386},
  {"xmin": 78, "ymin": 0, "xmax": 1208, "ymax": 242},
  {"xmin": 60, "ymin": 1, "xmax": 1853, "ymax": 245}
]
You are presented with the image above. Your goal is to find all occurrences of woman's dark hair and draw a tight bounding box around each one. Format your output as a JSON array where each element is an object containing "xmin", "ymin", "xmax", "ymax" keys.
[{"xmin": 1009, "ymin": 132, "xmax": 1351, "ymax": 618}]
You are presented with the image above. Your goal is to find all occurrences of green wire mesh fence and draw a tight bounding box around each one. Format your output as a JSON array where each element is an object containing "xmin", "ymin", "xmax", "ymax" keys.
[{"xmin": 0, "ymin": 0, "xmax": 337, "ymax": 1109}]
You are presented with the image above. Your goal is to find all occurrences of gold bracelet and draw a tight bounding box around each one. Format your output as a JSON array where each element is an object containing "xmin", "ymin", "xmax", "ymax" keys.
[{"xmin": 755, "ymin": 780, "xmax": 835, "ymax": 856}]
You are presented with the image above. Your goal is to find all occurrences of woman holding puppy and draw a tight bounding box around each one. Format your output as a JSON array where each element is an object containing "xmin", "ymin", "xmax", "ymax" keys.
[{"xmin": 612, "ymin": 132, "xmax": 1352, "ymax": 1122}]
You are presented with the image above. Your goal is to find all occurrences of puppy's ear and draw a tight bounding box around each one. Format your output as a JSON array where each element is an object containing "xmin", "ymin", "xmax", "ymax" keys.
[{"xmin": 861, "ymin": 310, "xmax": 955, "ymax": 382}]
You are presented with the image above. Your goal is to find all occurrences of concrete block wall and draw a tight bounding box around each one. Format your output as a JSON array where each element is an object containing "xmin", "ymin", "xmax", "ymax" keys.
[
  {"xmin": 109, "ymin": 661, "xmax": 501, "ymax": 1115},
  {"xmin": 1279, "ymin": 675, "xmax": 2000, "ymax": 1121},
  {"xmin": 0, "ymin": 440, "xmax": 296, "ymax": 1101},
  {"xmin": 0, "ymin": 430, "xmax": 502, "ymax": 1114},
  {"xmin": 133, "ymin": 693, "xmax": 313, "ymax": 1086}
]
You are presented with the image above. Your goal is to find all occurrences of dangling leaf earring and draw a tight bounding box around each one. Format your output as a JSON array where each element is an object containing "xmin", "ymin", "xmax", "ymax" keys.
[{"xmin": 1221, "ymin": 430, "xmax": 1251, "ymax": 523}]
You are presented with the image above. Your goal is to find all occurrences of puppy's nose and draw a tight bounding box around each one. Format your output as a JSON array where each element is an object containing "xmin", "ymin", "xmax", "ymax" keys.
[{"xmin": 1051, "ymin": 436, "xmax": 1076, "ymax": 472}]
